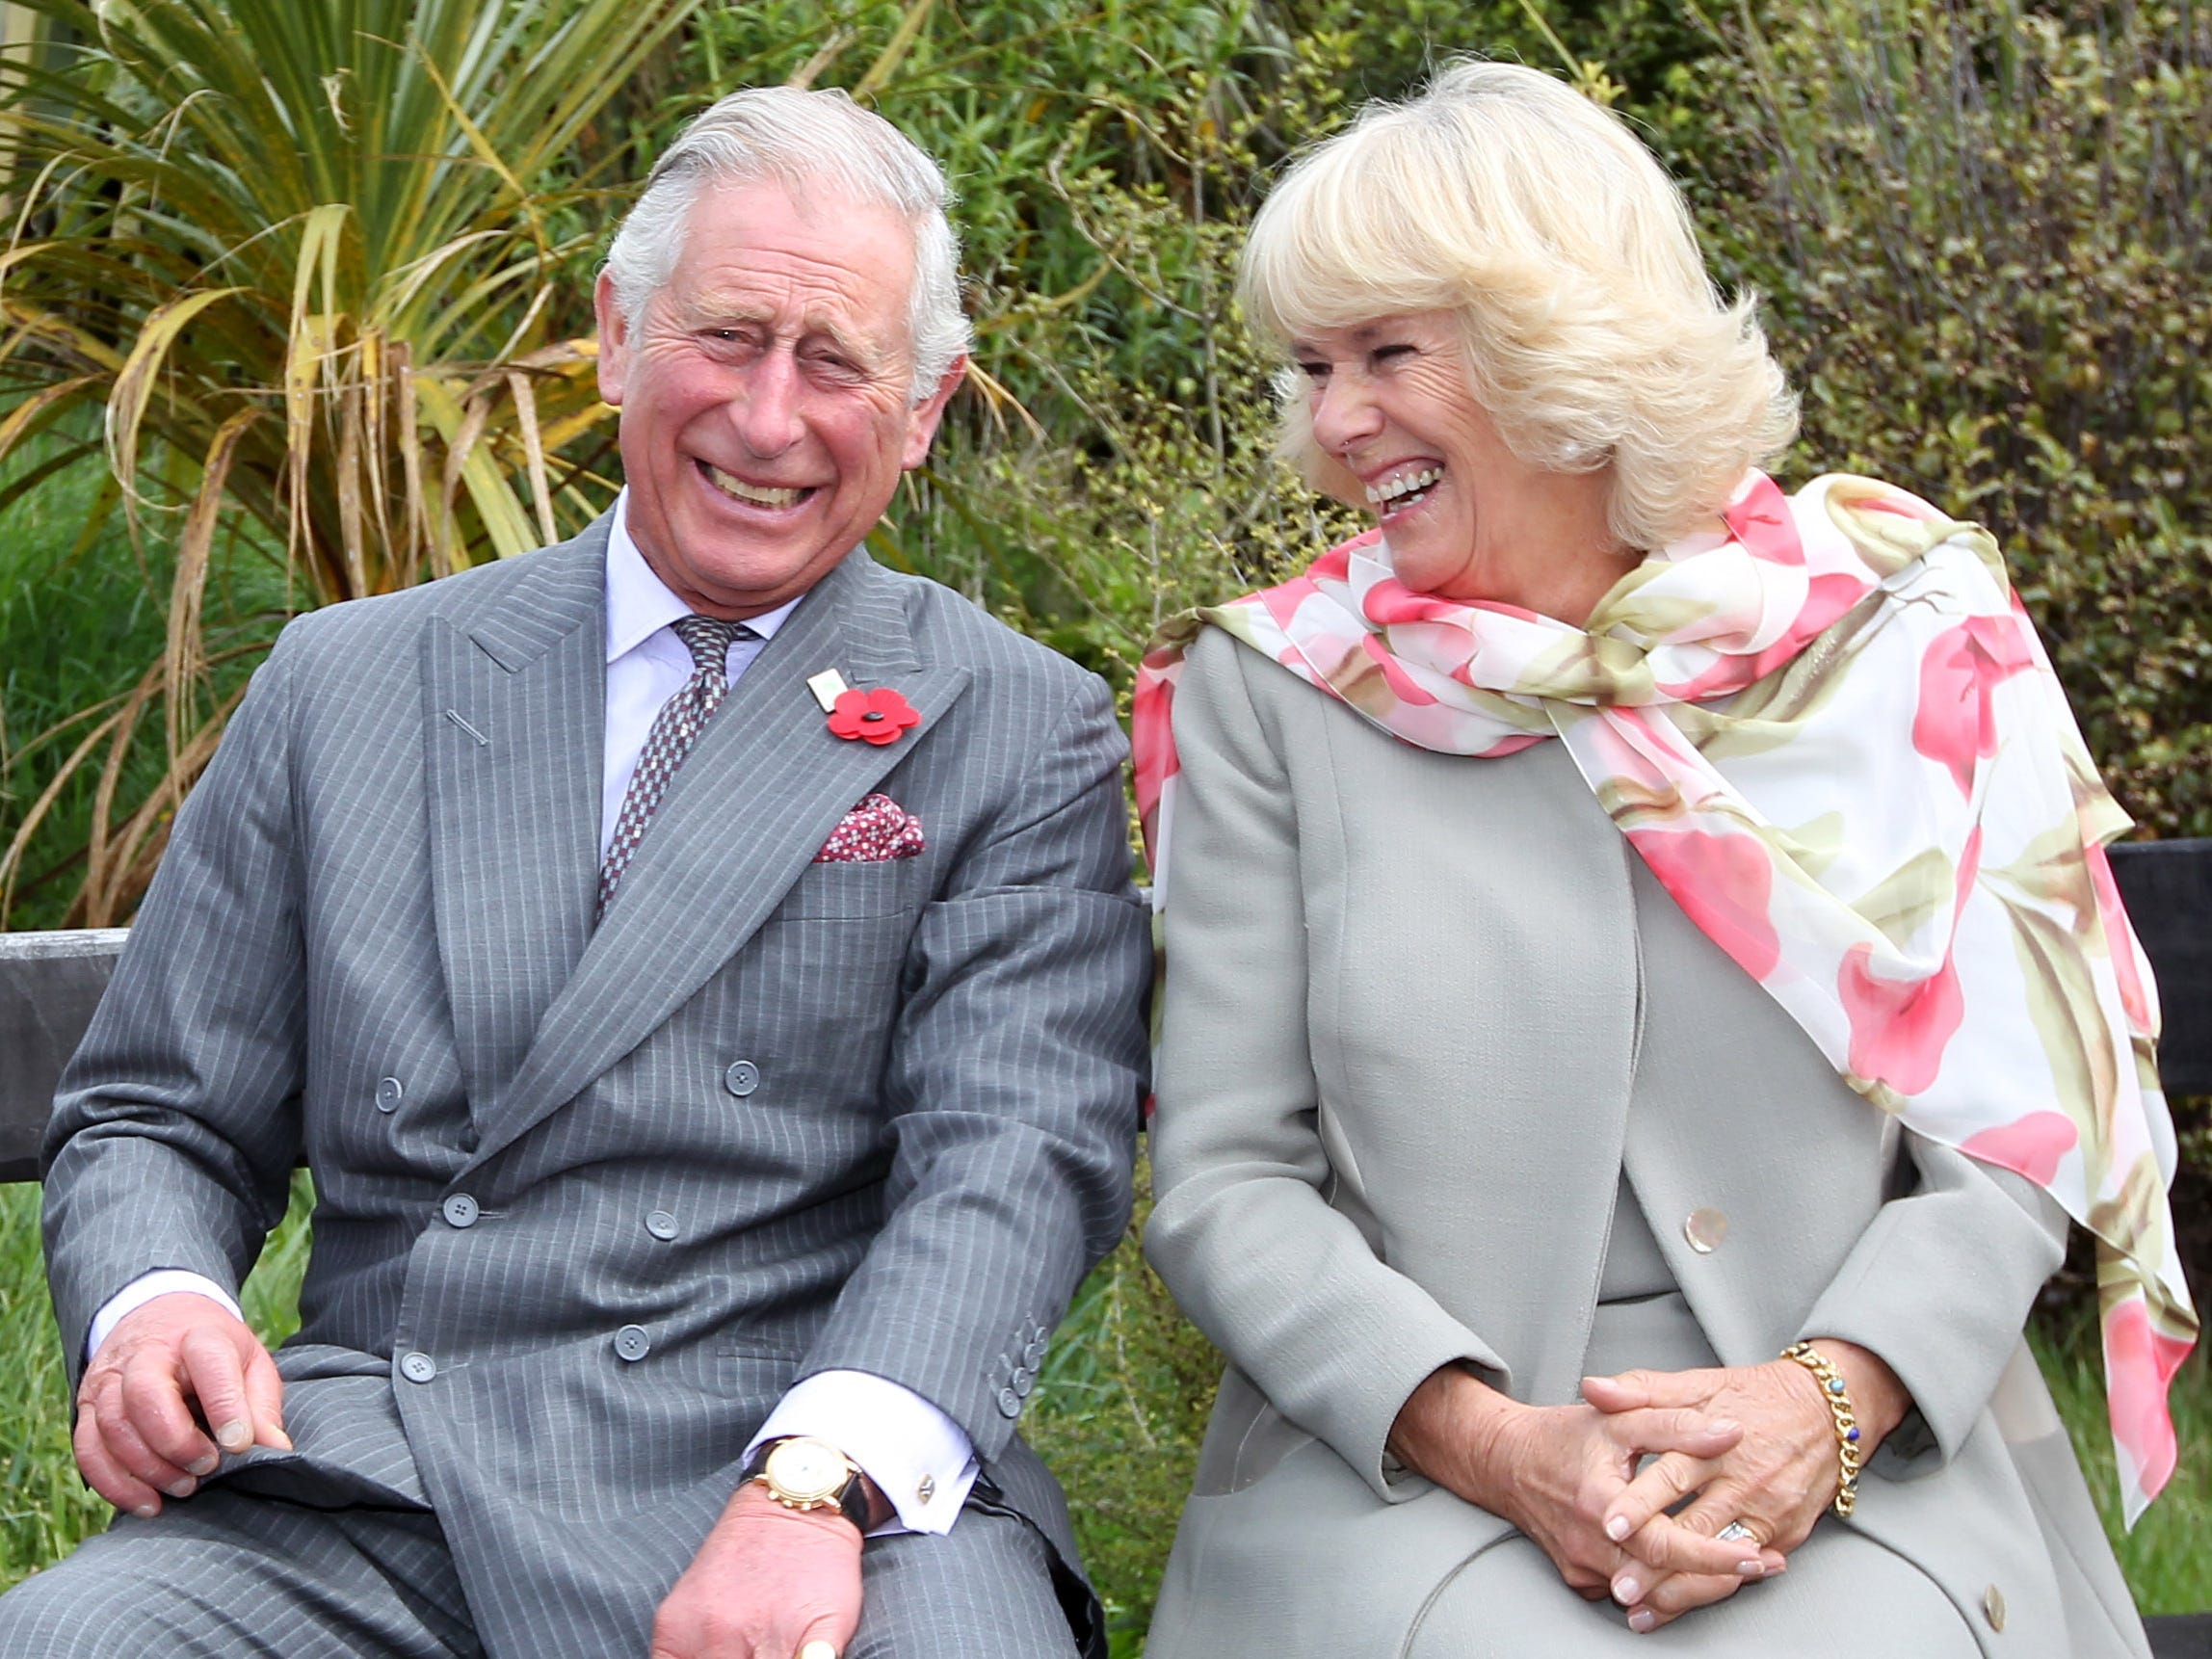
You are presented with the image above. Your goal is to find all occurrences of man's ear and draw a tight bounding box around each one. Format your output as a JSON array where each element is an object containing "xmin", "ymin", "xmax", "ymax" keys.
[
  {"xmin": 900, "ymin": 356, "xmax": 967, "ymax": 470},
  {"xmin": 593, "ymin": 272, "xmax": 629, "ymax": 407}
]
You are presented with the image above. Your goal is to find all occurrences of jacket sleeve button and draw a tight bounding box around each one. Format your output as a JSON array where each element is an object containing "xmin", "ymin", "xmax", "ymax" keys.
[{"xmin": 995, "ymin": 1386, "xmax": 1021, "ymax": 1419}]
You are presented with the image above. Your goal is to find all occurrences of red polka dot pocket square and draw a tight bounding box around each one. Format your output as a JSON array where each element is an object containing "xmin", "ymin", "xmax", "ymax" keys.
[{"xmin": 813, "ymin": 793, "xmax": 926, "ymax": 863}]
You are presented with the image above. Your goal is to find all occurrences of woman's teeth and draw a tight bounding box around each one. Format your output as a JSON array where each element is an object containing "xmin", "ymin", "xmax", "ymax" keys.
[
  {"xmin": 705, "ymin": 464, "xmax": 803, "ymax": 509},
  {"xmin": 1367, "ymin": 466, "xmax": 1441, "ymax": 510}
]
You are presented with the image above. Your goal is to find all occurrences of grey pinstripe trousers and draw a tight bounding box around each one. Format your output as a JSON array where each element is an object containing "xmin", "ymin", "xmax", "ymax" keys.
[{"xmin": 0, "ymin": 1487, "xmax": 1075, "ymax": 1657}]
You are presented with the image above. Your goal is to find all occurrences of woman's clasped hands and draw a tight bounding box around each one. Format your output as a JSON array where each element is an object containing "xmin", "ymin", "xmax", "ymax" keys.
[{"xmin": 1388, "ymin": 1343, "xmax": 1905, "ymax": 1634}]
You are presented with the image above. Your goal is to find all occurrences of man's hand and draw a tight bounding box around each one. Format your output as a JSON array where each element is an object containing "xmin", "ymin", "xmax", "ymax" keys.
[
  {"xmin": 73, "ymin": 1291, "xmax": 290, "ymax": 1517},
  {"xmin": 650, "ymin": 1484, "xmax": 864, "ymax": 1659}
]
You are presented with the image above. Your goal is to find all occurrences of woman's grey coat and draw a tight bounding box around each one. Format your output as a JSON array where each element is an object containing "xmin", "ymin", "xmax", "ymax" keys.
[{"xmin": 1143, "ymin": 627, "xmax": 2148, "ymax": 1657}]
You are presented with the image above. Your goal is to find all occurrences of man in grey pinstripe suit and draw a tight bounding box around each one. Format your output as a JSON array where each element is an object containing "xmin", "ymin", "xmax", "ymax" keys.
[{"xmin": 3, "ymin": 87, "xmax": 1148, "ymax": 1659}]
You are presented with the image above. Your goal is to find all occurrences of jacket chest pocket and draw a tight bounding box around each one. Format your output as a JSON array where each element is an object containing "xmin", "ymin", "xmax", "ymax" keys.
[{"xmin": 774, "ymin": 856, "xmax": 925, "ymax": 921}]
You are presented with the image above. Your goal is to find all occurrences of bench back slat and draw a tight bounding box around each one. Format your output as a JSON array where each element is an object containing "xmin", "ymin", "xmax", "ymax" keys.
[
  {"xmin": 0, "ymin": 930, "xmax": 125, "ymax": 1182},
  {"xmin": 2108, "ymin": 841, "xmax": 2212, "ymax": 1095},
  {"xmin": 0, "ymin": 840, "xmax": 2206, "ymax": 1181}
]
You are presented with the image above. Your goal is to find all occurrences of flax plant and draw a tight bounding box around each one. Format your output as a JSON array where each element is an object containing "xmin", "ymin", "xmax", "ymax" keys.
[{"xmin": 0, "ymin": 0, "xmax": 710, "ymax": 925}]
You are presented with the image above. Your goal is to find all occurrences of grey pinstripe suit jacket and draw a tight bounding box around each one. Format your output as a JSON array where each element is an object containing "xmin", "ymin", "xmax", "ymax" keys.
[{"xmin": 41, "ymin": 515, "xmax": 1151, "ymax": 1656}]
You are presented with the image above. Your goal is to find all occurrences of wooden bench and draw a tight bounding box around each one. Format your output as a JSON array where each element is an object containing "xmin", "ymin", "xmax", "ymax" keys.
[
  {"xmin": 4, "ymin": 847, "xmax": 2210, "ymax": 1655},
  {"xmin": 30, "ymin": 837, "xmax": 2209, "ymax": 1153},
  {"xmin": 0, "ymin": 926, "xmax": 126, "ymax": 1184}
]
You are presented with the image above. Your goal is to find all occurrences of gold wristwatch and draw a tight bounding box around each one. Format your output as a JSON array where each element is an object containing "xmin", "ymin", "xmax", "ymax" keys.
[{"xmin": 745, "ymin": 1435, "xmax": 873, "ymax": 1531}]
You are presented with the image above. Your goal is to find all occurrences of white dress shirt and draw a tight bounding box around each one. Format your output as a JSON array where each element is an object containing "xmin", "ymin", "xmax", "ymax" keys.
[{"xmin": 92, "ymin": 491, "xmax": 979, "ymax": 1537}]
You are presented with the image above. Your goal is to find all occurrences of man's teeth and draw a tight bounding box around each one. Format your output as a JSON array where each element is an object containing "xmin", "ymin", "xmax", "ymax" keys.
[
  {"xmin": 706, "ymin": 465, "xmax": 803, "ymax": 509},
  {"xmin": 1367, "ymin": 467, "xmax": 1441, "ymax": 507}
]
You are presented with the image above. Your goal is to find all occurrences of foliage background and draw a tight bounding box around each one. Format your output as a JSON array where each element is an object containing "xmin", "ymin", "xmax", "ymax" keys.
[{"xmin": 0, "ymin": 0, "xmax": 2207, "ymax": 1646}]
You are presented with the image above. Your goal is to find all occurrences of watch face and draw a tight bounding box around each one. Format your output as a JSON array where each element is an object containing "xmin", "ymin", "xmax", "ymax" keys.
[{"xmin": 765, "ymin": 1437, "xmax": 848, "ymax": 1504}]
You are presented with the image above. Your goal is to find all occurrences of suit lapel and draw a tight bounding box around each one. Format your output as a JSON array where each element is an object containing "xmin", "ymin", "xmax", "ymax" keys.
[
  {"xmin": 424, "ymin": 527, "xmax": 608, "ymax": 1124},
  {"xmin": 465, "ymin": 551, "xmax": 971, "ymax": 1170}
]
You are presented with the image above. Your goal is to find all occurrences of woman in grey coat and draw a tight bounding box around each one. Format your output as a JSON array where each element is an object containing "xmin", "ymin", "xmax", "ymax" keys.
[{"xmin": 1131, "ymin": 62, "xmax": 2192, "ymax": 1657}]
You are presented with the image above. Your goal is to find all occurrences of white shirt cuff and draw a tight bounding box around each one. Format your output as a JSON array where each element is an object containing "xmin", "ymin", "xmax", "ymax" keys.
[
  {"xmin": 745, "ymin": 1370, "xmax": 978, "ymax": 1536},
  {"xmin": 88, "ymin": 1270, "xmax": 242, "ymax": 1364}
]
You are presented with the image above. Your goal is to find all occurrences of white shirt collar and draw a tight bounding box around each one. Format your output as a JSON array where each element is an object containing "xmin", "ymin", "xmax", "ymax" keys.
[{"xmin": 604, "ymin": 488, "xmax": 803, "ymax": 663}]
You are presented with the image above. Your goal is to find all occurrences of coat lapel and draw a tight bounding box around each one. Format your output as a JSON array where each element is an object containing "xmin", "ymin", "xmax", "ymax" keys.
[
  {"xmin": 464, "ymin": 551, "xmax": 971, "ymax": 1169},
  {"xmin": 423, "ymin": 526, "xmax": 608, "ymax": 1124}
]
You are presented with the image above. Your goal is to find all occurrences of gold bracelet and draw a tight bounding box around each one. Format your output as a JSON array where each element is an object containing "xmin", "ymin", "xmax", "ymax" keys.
[{"xmin": 1780, "ymin": 1340, "xmax": 1862, "ymax": 1518}]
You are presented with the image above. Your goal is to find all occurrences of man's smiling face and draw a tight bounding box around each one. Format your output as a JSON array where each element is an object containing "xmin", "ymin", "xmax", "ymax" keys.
[{"xmin": 594, "ymin": 178, "xmax": 961, "ymax": 619}]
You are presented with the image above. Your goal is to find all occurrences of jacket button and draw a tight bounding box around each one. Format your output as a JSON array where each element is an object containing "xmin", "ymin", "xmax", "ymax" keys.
[
  {"xmin": 1023, "ymin": 1337, "xmax": 1046, "ymax": 1366},
  {"xmin": 645, "ymin": 1210, "xmax": 679, "ymax": 1241},
  {"xmin": 375, "ymin": 1076, "xmax": 404, "ymax": 1113},
  {"xmin": 615, "ymin": 1325, "xmax": 651, "ymax": 1363},
  {"xmin": 1683, "ymin": 1208, "xmax": 1729, "ymax": 1253},
  {"xmin": 1983, "ymin": 1585, "xmax": 2006, "ymax": 1632},
  {"xmin": 1013, "ymin": 1368, "xmax": 1035, "ymax": 1399},
  {"xmin": 399, "ymin": 1351, "xmax": 436, "ymax": 1383},
  {"xmin": 724, "ymin": 1060, "xmax": 761, "ymax": 1097},
  {"xmin": 441, "ymin": 1194, "xmax": 479, "ymax": 1229},
  {"xmin": 996, "ymin": 1386, "xmax": 1021, "ymax": 1419}
]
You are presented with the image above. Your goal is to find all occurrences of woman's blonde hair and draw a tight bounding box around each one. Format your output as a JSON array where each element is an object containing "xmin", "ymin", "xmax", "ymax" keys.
[{"xmin": 1238, "ymin": 62, "xmax": 1797, "ymax": 551}]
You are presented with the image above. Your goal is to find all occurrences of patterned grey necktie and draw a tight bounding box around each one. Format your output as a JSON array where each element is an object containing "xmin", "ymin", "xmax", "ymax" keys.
[{"xmin": 597, "ymin": 614, "xmax": 756, "ymax": 921}]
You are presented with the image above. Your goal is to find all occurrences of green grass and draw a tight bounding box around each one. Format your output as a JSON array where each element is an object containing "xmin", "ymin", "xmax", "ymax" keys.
[
  {"xmin": 2032, "ymin": 1310, "xmax": 2212, "ymax": 1617},
  {"xmin": 2, "ymin": 1165, "xmax": 2204, "ymax": 1645}
]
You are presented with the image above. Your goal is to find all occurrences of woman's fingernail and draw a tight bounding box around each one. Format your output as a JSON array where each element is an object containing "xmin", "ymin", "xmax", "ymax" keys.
[
  {"xmin": 1605, "ymin": 1514, "xmax": 1631, "ymax": 1542},
  {"xmin": 1613, "ymin": 1575, "xmax": 1643, "ymax": 1605},
  {"xmin": 1708, "ymin": 1417, "xmax": 1740, "ymax": 1435},
  {"xmin": 132, "ymin": 1503, "xmax": 159, "ymax": 1519},
  {"xmin": 1628, "ymin": 1609, "xmax": 1657, "ymax": 1634},
  {"xmin": 164, "ymin": 1478, "xmax": 196, "ymax": 1499},
  {"xmin": 1737, "ymin": 1558, "xmax": 1765, "ymax": 1577},
  {"xmin": 185, "ymin": 1453, "xmax": 218, "ymax": 1477}
]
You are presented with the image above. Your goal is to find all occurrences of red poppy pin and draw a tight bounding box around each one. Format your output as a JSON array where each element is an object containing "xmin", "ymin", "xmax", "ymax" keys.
[{"xmin": 828, "ymin": 686, "xmax": 922, "ymax": 746}]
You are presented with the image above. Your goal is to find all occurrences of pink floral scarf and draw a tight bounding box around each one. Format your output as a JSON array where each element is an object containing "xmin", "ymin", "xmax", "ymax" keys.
[{"xmin": 1132, "ymin": 471, "xmax": 2196, "ymax": 1521}]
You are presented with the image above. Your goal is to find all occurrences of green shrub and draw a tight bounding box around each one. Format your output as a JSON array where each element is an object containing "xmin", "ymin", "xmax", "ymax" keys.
[{"xmin": 1691, "ymin": 0, "xmax": 2212, "ymax": 838}]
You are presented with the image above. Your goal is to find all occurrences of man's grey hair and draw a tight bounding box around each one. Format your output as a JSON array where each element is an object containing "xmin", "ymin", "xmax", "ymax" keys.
[{"xmin": 603, "ymin": 86, "xmax": 971, "ymax": 404}]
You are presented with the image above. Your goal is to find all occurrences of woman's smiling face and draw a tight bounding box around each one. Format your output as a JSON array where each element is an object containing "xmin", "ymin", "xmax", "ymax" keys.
[{"xmin": 1291, "ymin": 311, "xmax": 1631, "ymax": 619}]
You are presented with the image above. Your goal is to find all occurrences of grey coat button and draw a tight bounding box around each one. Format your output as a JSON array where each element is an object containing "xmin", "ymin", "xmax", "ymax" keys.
[
  {"xmin": 645, "ymin": 1211, "xmax": 679, "ymax": 1241},
  {"xmin": 375, "ymin": 1076, "xmax": 404, "ymax": 1113},
  {"xmin": 995, "ymin": 1386, "xmax": 1021, "ymax": 1419},
  {"xmin": 1683, "ymin": 1208, "xmax": 1729, "ymax": 1253},
  {"xmin": 615, "ymin": 1325, "xmax": 651, "ymax": 1362},
  {"xmin": 723, "ymin": 1060, "xmax": 761, "ymax": 1097},
  {"xmin": 1012, "ymin": 1369, "xmax": 1035, "ymax": 1399},
  {"xmin": 399, "ymin": 1352, "xmax": 436, "ymax": 1383},
  {"xmin": 1023, "ymin": 1338, "xmax": 1046, "ymax": 1366},
  {"xmin": 441, "ymin": 1194, "xmax": 479, "ymax": 1228}
]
